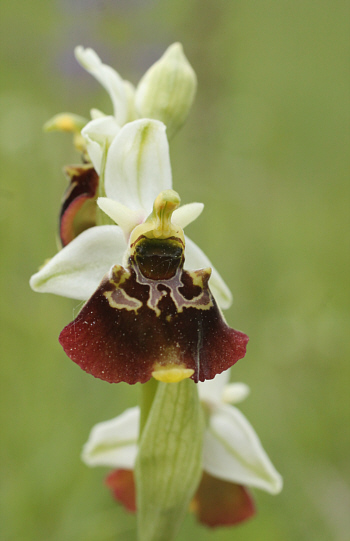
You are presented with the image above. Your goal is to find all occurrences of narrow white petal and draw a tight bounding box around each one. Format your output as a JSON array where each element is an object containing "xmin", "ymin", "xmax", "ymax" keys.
[
  {"xmin": 172, "ymin": 202, "xmax": 204, "ymax": 229},
  {"xmin": 97, "ymin": 197, "xmax": 145, "ymax": 236},
  {"xmin": 30, "ymin": 226, "xmax": 126, "ymax": 300},
  {"xmin": 81, "ymin": 116, "xmax": 120, "ymax": 174},
  {"xmin": 104, "ymin": 119, "xmax": 172, "ymax": 212},
  {"xmin": 222, "ymin": 383, "xmax": 250, "ymax": 404},
  {"xmin": 82, "ymin": 407, "xmax": 140, "ymax": 469},
  {"xmin": 75, "ymin": 46, "xmax": 128, "ymax": 125},
  {"xmin": 184, "ymin": 235, "xmax": 233, "ymax": 309},
  {"xmin": 203, "ymin": 403, "xmax": 283, "ymax": 494},
  {"xmin": 197, "ymin": 371, "xmax": 230, "ymax": 405}
]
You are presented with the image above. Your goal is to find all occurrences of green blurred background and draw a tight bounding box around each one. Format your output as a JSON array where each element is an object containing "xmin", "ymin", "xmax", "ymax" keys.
[{"xmin": 1, "ymin": 1, "xmax": 349, "ymax": 540}]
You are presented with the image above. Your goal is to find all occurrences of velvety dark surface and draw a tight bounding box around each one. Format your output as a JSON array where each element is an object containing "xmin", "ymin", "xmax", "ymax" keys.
[{"xmin": 60, "ymin": 262, "xmax": 248, "ymax": 383}]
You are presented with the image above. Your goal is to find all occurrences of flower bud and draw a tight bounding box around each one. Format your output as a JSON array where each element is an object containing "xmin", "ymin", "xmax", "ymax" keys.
[{"xmin": 135, "ymin": 43, "xmax": 197, "ymax": 138}]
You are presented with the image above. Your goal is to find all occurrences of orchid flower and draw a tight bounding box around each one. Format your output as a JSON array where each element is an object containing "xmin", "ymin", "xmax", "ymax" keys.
[
  {"xmin": 30, "ymin": 119, "xmax": 232, "ymax": 311},
  {"xmin": 56, "ymin": 187, "xmax": 247, "ymax": 384},
  {"xmin": 75, "ymin": 42, "xmax": 197, "ymax": 139},
  {"xmin": 82, "ymin": 369, "xmax": 282, "ymax": 528}
]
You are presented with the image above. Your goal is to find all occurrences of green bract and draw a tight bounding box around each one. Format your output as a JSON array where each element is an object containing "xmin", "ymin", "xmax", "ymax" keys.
[{"xmin": 135, "ymin": 379, "xmax": 204, "ymax": 541}]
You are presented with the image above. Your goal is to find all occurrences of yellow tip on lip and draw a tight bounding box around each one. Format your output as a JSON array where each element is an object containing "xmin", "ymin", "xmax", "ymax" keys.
[{"xmin": 152, "ymin": 365, "xmax": 194, "ymax": 383}]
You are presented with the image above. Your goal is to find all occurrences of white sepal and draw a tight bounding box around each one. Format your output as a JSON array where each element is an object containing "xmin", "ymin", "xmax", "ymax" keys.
[
  {"xmin": 184, "ymin": 235, "xmax": 233, "ymax": 310},
  {"xmin": 82, "ymin": 407, "xmax": 139, "ymax": 469},
  {"xmin": 203, "ymin": 402, "xmax": 283, "ymax": 494},
  {"xmin": 104, "ymin": 119, "xmax": 172, "ymax": 213},
  {"xmin": 75, "ymin": 46, "xmax": 129, "ymax": 126},
  {"xmin": 30, "ymin": 226, "xmax": 126, "ymax": 300}
]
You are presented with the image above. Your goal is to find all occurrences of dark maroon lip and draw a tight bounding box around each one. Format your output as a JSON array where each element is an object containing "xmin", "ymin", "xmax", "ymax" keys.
[{"xmin": 59, "ymin": 259, "xmax": 248, "ymax": 385}]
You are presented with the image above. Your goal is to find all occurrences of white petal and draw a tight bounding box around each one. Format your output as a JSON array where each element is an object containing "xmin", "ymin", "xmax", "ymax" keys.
[
  {"xmin": 104, "ymin": 119, "xmax": 172, "ymax": 212},
  {"xmin": 197, "ymin": 370, "xmax": 230, "ymax": 405},
  {"xmin": 30, "ymin": 226, "xmax": 126, "ymax": 300},
  {"xmin": 81, "ymin": 116, "xmax": 120, "ymax": 174},
  {"xmin": 222, "ymin": 383, "xmax": 250, "ymax": 404},
  {"xmin": 172, "ymin": 202, "xmax": 204, "ymax": 229},
  {"xmin": 82, "ymin": 407, "xmax": 140, "ymax": 469},
  {"xmin": 203, "ymin": 403, "xmax": 283, "ymax": 494},
  {"xmin": 75, "ymin": 46, "xmax": 128, "ymax": 125},
  {"xmin": 90, "ymin": 108, "xmax": 106, "ymax": 119},
  {"xmin": 184, "ymin": 236, "xmax": 233, "ymax": 309},
  {"xmin": 97, "ymin": 197, "xmax": 144, "ymax": 237}
]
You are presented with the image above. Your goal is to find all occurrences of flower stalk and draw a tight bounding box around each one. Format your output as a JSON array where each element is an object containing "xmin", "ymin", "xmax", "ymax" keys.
[{"xmin": 135, "ymin": 379, "xmax": 204, "ymax": 541}]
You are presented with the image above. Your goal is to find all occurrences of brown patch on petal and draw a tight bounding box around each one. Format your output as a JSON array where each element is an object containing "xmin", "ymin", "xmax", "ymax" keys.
[
  {"xmin": 59, "ymin": 259, "xmax": 249, "ymax": 384},
  {"xmin": 192, "ymin": 472, "xmax": 255, "ymax": 528},
  {"xmin": 59, "ymin": 165, "xmax": 99, "ymax": 246},
  {"xmin": 105, "ymin": 469, "xmax": 136, "ymax": 513}
]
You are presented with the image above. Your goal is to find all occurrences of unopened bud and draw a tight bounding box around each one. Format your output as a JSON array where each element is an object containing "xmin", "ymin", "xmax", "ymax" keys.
[{"xmin": 135, "ymin": 43, "xmax": 197, "ymax": 138}]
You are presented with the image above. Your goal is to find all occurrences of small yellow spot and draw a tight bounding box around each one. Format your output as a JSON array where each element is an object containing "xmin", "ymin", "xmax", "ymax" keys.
[
  {"xmin": 56, "ymin": 116, "xmax": 76, "ymax": 132},
  {"xmin": 152, "ymin": 364, "xmax": 194, "ymax": 383},
  {"xmin": 43, "ymin": 113, "xmax": 87, "ymax": 134}
]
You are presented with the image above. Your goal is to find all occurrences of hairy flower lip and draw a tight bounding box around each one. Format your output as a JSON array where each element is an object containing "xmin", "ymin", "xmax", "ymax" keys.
[{"xmin": 59, "ymin": 262, "xmax": 248, "ymax": 384}]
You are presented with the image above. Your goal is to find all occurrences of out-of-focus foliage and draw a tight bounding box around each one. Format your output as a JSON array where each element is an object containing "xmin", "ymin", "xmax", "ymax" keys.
[{"xmin": 1, "ymin": 1, "xmax": 349, "ymax": 540}]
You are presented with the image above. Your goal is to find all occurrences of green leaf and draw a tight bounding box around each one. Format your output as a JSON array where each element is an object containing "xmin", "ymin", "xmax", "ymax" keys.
[{"xmin": 135, "ymin": 379, "xmax": 204, "ymax": 541}]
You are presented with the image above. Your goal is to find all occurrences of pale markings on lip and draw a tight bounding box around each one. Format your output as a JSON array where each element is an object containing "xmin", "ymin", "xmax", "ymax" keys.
[
  {"xmin": 103, "ymin": 265, "xmax": 142, "ymax": 312},
  {"xmin": 102, "ymin": 261, "xmax": 215, "ymax": 316},
  {"xmin": 104, "ymin": 288, "xmax": 143, "ymax": 312},
  {"xmin": 132, "ymin": 261, "xmax": 214, "ymax": 315}
]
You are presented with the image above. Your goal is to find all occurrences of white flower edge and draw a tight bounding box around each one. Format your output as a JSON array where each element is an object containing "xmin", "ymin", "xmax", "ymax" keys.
[
  {"xmin": 29, "ymin": 225, "xmax": 126, "ymax": 300},
  {"xmin": 203, "ymin": 403, "xmax": 283, "ymax": 494}
]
